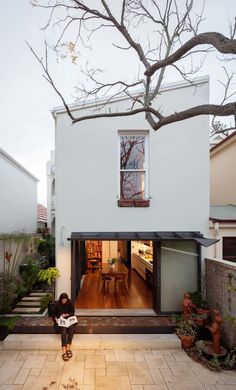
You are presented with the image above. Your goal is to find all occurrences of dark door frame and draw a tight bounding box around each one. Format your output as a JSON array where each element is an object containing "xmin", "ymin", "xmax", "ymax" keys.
[{"xmin": 71, "ymin": 238, "xmax": 201, "ymax": 312}]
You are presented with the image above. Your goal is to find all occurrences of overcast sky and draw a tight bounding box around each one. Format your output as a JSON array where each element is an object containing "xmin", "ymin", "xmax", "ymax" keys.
[{"xmin": 0, "ymin": 0, "xmax": 235, "ymax": 206}]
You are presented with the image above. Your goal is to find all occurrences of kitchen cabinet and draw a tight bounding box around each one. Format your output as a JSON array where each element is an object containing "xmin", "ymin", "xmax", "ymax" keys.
[{"xmin": 132, "ymin": 253, "xmax": 153, "ymax": 281}]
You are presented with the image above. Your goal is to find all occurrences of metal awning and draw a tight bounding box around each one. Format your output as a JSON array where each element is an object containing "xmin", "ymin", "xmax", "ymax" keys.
[{"xmin": 68, "ymin": 231, "xmax": 218, "ymax": 247}]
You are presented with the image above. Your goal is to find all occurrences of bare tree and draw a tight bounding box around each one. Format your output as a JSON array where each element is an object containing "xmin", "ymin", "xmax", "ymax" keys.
[{"xmin": 30, "ymin": 0, "xmax": 236, "ymax": 131}]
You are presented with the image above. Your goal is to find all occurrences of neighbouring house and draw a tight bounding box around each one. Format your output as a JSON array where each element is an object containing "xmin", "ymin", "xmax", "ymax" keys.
[
  {"xmin": 37, "ymin": 203, "xmax": 47, "ymax": 232},
  {"xmin": 0, "ymin": 146, "xmax": 38, "ymax": 274},
  {"xmin": 208, "ymin": 131, "xmax": 236, "ymax": 261},
  {"xmin": 207, "ymin": 131, "xmax": 236, "ymax": 347},
  {"xmin": 0, "ymin": 146, "xmax": 38, "ymax": 234},
  {"xmin": 51, "ymin": 75, "xmax": 217, "ymax": 315},
  {"xmin": 210, "ymin": 130, "xmax": 236, "ymax": 206},
  {"xmin": 209, "ymin": 132, "xmax": 227, "ymax": 149},
  {"xmin": 47, "ymin": 150, "xmax": 55, "ymax": 236}
]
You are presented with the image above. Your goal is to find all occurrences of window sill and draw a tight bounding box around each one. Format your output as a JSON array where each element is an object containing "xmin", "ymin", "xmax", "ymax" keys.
[{"xmin": 117, "ymin": 199, "xmax": 150, "ymax": 207}]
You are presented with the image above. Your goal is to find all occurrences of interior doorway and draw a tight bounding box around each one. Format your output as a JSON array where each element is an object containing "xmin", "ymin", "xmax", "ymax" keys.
[{"xmin": 75, "ymin": 240, "xmax": 153, "ymax": 310}]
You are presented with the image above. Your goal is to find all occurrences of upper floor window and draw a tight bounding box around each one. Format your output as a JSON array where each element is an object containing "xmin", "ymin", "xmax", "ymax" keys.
[
  {"xmin": 223, "ymin": 237, "xmax": 236, "ymax": 262},
  {"xmin": 119, "ymin": 132, "xmax": 149, "ymax": 205}
]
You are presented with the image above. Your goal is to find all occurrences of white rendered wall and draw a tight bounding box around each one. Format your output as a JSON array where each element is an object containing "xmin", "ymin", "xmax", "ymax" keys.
[
  {"xmin": 54, "ymin": 78, "xmax": 210, "ymax": 297},
  {"xmin": 46, "ymin": 150, "xmax": 55, "ymax": 235},
  {"xmin": 0, "ymin": 153, "xmax": 37, "ymax": 234}
]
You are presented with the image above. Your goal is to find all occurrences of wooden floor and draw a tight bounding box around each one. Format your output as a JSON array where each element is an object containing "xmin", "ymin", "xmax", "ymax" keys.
[{"xmin": 75, "ymin": 269, "xmax": 153, "ymax": 309}]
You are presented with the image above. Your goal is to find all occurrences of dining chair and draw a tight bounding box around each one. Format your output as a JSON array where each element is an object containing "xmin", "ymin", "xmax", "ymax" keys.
[
  {"xmin": 99, "ymin": 273, "xmax": 112, "ymax": 293},
  {"xmin": 114, "ymin": 269, "xmax": 129, "ymax": 293}
]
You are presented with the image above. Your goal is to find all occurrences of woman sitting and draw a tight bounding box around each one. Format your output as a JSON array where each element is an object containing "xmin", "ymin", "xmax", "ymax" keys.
[{"xmin": 53, "ymin": 292, "xmax": 75, "ymax": 361}]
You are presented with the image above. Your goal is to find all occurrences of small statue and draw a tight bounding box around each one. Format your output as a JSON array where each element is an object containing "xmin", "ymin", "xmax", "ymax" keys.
[
  {"xmin": 182, "ymin": 292, "xmax": 194, "ymax": 319},
  {"xmin": 207, "ymin": 309, "xmax": 222, "ymax": 354}
]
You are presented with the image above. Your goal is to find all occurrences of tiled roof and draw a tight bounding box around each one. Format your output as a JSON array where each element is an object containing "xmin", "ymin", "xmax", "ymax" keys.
[
  {"xmin": 37, "ymin": 203, "xmax": 47, "ymax": 223},
  {"xmin": 210, "ymin": 130, "xmax": 236, "ymax": 152},
  {"xmin": 210, "ymin": 204, "xmax": 236, "ymax": 221}
]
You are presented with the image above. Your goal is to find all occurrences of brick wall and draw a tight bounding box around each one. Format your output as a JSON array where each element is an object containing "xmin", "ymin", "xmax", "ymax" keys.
[
  {"xmin": 0, "ymin": 240, "xmax": 4, "ymax": 273},
  {"xmin": 206, "ymin": 258, "xmax": 236, "ymax": 348}
]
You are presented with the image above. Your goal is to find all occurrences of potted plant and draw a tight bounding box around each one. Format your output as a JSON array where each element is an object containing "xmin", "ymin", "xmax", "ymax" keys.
[
  {"xmin": 108, "ymin": 258, "xmax": 118, "ymax": 268},
  {"xmin": 189, "ymin": 290, "xmax": 211, "ymax": 316},
  {"xmin": 37, "ymin": 266, "xmax": 60, "ymax": 300},
  {"xmin": 38, "ymin": 267, "xmax": 60, "ymax": 316},
  {"xmin": 175, "ymin": 316, "xmax": 197, "ymax": 349}
]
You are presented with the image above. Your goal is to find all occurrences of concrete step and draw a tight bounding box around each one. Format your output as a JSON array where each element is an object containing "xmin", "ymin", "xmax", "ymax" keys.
[
  {"xmin": 29, "ymin": 292, "xmax": 49, "ymax": 296},
  {"xmin": 11, "ymin": 307, "xmax": 42, "ymax": 314},
  {"xmin": 21, "ymin": 297, "xmax": 42, "ymax": 301},
  {"xmin": 2, "ymin": 333, "xmax": 181, "ymax": 350},
  {"xmin": 15, "ymin": 301, "xmax": 41, "ymax": 307}
]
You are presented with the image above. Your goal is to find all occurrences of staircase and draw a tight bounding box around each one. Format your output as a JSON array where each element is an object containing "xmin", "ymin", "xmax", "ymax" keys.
[{"xmin": 11, "ymin": 290, "xmax": 50, "ymax": 316}]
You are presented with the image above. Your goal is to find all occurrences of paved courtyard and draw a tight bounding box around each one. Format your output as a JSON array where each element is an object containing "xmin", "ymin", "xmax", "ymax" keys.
[{"xmin": 0, "ymin": 347, "xmax": 236, "ymax": 390}]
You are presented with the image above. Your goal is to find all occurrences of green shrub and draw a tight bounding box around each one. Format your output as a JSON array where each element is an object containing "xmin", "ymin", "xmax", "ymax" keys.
[
  {"xmin": 0, "ymin": 316, "xmax": 19, "ymax": 331},
  {"xmin": 21, "ymin": 256, "xmax": 41, "ymax": 292},
  {"xmin": 0, "ymin": 273, "xmax": 21, "ymax": 313},
  {"xmin": 189, "ymin": 290, "xmax": 208, "ymax": 309},
  {"xmin": 38, "ymin": 235, "xmax": 55, "ymax": 266},
  {"xmin": 40, "ymin": 293, "xmax": 53, "ymax": 310}
]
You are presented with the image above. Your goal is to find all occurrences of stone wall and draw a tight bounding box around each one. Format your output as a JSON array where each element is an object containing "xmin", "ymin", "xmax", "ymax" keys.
[{"xmin": 206, "ymin": 257, "xmax": 236, "ymax": 348}]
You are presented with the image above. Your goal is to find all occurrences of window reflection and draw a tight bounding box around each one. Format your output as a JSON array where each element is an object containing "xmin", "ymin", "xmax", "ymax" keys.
[
  {"xmin": 120, "ymin": 136, "xmax": 145, "ymax": 170},
  {"xmin": 120, "ymin": 135, "xmax": 146, "ymax": 199}
]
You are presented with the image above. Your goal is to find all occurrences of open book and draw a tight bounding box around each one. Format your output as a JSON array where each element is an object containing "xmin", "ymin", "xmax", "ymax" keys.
[{"xmin": 57, "ymin": 315, "xmax": 78, "ymax": 328}]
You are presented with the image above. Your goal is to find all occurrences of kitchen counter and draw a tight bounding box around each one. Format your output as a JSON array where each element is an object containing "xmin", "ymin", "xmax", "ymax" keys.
[
  {"xmin": 132, "ymin": 254, "xmax": 153, "ymax": 281},
  {"xmin": 135, "ymin": 254, "xmax": 153, "ymax": 270}
]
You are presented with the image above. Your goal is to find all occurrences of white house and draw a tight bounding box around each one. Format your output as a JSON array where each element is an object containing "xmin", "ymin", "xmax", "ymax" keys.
[
  {"xmin": 0, "ymin": 146, "xmax": 38, "ymax": 234},
  {"xmin": 51, "ymin": 76, "xmax": 217, "ymax": 314}
]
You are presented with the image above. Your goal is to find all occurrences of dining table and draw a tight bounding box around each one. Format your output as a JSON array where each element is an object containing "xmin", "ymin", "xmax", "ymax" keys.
[{"xmin": 100, "ymin": 263, "xmax": 129, "ymax": 292}]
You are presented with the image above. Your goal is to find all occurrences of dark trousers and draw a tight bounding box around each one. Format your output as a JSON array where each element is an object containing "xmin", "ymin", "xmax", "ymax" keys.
[{"xmin": 60, "ymin": 325, "xmax": 74, "ymax": 347}]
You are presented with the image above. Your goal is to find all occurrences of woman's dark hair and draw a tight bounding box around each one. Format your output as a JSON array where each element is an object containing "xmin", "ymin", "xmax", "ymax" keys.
[{"xmin": 59, "ymin": 292, "xmax": 69, "ymax": 303}]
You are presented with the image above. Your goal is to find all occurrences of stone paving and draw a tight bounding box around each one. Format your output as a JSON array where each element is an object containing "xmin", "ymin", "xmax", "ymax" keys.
[{"xmin": 0, "ymin": 347, "xmax": 235, "ymax": 390}]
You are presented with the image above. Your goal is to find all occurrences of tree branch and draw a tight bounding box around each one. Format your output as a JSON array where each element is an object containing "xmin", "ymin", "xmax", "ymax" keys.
[
  {"xmin": 145, "ymin": 32, "xmax": 236, "ymax": 77},
  {"xmin": 72, "ymin": 106, "xmax": 163, "ymax": 125},
  {"xmin": 153, "ymin": 102, "xmax": 236, "ymax": 130},
  {"xmin": 26, "ymin": 41, "xmax": 75, "ymax": 122}
]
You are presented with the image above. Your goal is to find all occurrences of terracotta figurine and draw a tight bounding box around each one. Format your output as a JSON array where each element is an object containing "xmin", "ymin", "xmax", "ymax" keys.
[
  {"xmin": 182, "ymin": 292, "xmax": 193, "ymax": 319},
  {"xmin": 207, "ymin": 309, "xmax": 222, "ymax": 354}
]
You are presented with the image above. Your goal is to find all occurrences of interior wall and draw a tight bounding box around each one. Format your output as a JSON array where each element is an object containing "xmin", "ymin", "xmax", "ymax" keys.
[{"xmin": 102, "ymin": 241, "xmax": 118, "ymax": 262}]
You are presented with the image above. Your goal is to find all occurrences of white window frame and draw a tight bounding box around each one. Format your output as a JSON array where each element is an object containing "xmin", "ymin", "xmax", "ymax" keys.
[{"xmin": 118, "ymin": 130, "xmax": 149, "ymax": 200}]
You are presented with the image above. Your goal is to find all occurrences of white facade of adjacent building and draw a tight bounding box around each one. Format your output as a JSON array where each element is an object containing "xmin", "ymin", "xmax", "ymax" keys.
[{"xmin": 0, "ymin": 147, "xmax": 38, "ymax": 234}]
